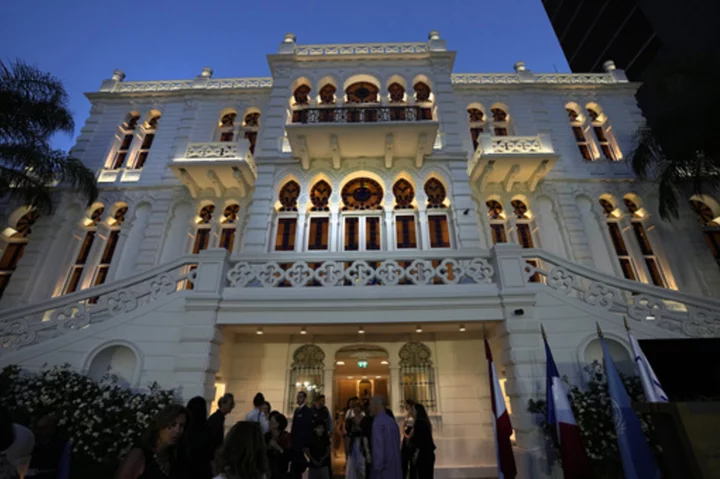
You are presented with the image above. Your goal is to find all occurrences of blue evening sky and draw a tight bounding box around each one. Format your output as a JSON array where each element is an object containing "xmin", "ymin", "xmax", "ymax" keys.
[{"xmin": 1, "ymin": 0, "xmax": 568, "ymax": 153}]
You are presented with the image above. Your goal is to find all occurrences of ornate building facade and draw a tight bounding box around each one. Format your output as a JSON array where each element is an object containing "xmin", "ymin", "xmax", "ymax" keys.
[{"xmin": 2, "ymin": 32, "xmax": 720, "ymax": 477}]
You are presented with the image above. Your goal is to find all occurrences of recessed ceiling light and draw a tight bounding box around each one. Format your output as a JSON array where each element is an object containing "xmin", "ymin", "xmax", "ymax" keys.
[
  {"xmin": 256, "ymin": 327, "xmax": 263, "ymax": 335},
  {"xmin": 381, "ymin": 360, "xmax": 389, "ymax": 365},
  {"xmin": 348, "ymin": 376, "xmax": 354, "ymax": 379},
  {"xmin": 362, "ymin": 376, "xmax": 367, "ymax": 379},
  {"xmin": 358, "ymin": 325, "xmax": 365, "ymax": 334},
  {"xmin": 376, "ymin": 376, "xmax": 381, "ymax": 379},
  {"xmin": 336, "ymin": 361, "xmax": 345, "ymax": 365},
  {"xmin": 300, "ymin": 327, "xmax": 307, "ymax": 335},
  {"xmin": 416, "ymin": 325, "xmax": 423, "ymax": 333},
  {"xmin": 459, "ymin": 324, "xmax": 466, "ymax": 332}
]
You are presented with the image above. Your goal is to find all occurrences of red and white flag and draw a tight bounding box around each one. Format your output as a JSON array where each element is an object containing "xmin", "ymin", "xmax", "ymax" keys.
[{"xmin": 485, "ymin": 338, "xmax": 517, "ymax": 479}]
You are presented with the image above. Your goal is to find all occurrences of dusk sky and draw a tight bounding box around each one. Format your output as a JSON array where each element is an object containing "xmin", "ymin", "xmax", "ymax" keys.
[{"xmin": 1, "ymin": 0, "xmax": 568, "ymax": 153}]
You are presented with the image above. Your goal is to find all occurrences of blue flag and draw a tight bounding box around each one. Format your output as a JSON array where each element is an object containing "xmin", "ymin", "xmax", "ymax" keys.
[{"xmin": 601, "ymin": 337, "xmax": 661, "ymax": 479}]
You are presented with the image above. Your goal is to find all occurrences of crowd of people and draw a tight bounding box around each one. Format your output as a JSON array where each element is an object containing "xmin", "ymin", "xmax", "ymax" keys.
[{"xmin": 0, "ymin": 391, "xmax": 435, "ymax": 479}]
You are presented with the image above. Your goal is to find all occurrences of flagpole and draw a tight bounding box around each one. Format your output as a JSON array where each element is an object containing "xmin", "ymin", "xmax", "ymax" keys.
[
  {"xmin": 540, "ymin": 323, "xmax": 546, "ymax": 340},
  {"xmin": 623, "ymin": 315, "xmax": 630, "ymax": 331},
  {"xmin": 596, "ymin": 321, "xmax": 604, "ymax": 338}
]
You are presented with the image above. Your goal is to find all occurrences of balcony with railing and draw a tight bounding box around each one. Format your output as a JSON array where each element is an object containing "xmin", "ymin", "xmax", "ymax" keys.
[
  {"xmin": 467, "ymin": 133, "xmax": 558, "ymax": 192},
  {"xmin": 284, "ymin": 104, "xmax": 439, "ymax": 170},
  {"xmin": 169, "ymin": 139, "xmax": 257, "ymax": 198}
]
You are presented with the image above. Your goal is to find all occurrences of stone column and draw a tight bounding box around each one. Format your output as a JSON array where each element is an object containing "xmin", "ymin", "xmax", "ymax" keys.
[
  {"xmin": 173, "ymin": 248, "xmax": 231, "ymax": 401},
  {"xmin": 295, "ymin": 212, "xmax": 307, "ymax": 253},
  {"xmin": 242, "ymin": 164, "xmax": 275, "ymax": 253},
  {"xmin": 389, "ymin": 366, "xmax": 402, "ymax": 416},
  {"xmin": 418, "ymin": 208, "xmax": 429, "ymax": 251},
  {"xmin": 329, "ymin": 207, "xmax": 340, "ymax": 252},
  {"xmin": 384, "ymin": 210, "xmax": 394, "ymax": 252}
]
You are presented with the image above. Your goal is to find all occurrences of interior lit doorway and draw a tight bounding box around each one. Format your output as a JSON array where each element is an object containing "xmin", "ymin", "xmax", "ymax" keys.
[{"xmin": 332, "ymin": 344, "xmax": 390, "ymax": 475}]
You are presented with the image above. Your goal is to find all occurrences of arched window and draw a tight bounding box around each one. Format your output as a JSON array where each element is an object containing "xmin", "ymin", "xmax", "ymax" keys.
[
  {"xmin": 425, "ymin": 179, "xmax": 450, "ymax": 248},
  {"xmin": 308, "ymin": 180, "xmax": 332, "ymax": 251},
  {"xmin": 468, "ymin": 106, "xmax": 486, "ymax": 150},
  {"xmin": 624, "ymin": 198, "xmax": 666, "ymax": 287},
  {"xmin": 413, "ymin": 82, "xmax": 433, "ymax": 120},
  {"xmin": 287, "ymin": 344, "xmax": 325, "ymax": 414},
  {"xmin": 399, "ymin": 342, "xmax": 437, "ymax": 412},
  {"xmin": 193, "ymin": 204, "xmax": 214, "ymax": 254},
  {"xmin": 393, "ymin": 179, "xmax": 417, "ymax": 249},
  {"xmin": 108, "ymin": 113, "xmax": 140, "ymax": 169},
  {"xmin": 219, "ymin": 204, "xmax": 240, "ymax": 253},
  {"xmin": 345, "ymin": 82, "xmax": 379, "ymax": 104},
  {"xmin": 566, "ymin": 106, "xmax": 593, "ymax": 161},
  {"xmin": 243, "ymin": 112, "xmax": 260, "ymax": 154},
  {"xmin": 0, "ymin": 210, "xmax": 39, "ymax": 299},
  {"xmin": 587, "ymin": 105, "xmax": 621, "ymax": 161},
  {"xmin": 218, "ymin": 112, "xmax": 237, "ymax": 142},
  {"xmin": 388, "ymin": 83, "xmax": 407, "ymax": 121},
  {"xmin": 490, "ymin": 106, "xmax": 511, "ymax": 136},
  {"xmin": 486, "ymin": 200, "xmax": 507, "ymax": 244},
  {"xmin": 88, "ymin": 344, "xmax": 138, "ymax": 386},
  {"xmin": 599, "ymin": 198, "xmax": 637, "ymax": 281},
  {"xmin": 275, "ymin": 181, "xmax": 300, "ymax": 252},
  {"xmin": 91, "ymin": 205, "xmax": 128, "ymax": 289},
  {"xmin": 318, "ymin": 84, "xmax": 337, "ymax": 123},
  {"xmin": 132, "ymin": 113, "xmax": 160, "ymax": 169},
  {"xmin": 291, "ymin": 84, "xmax": 312, "ymax": 123},
  {"xmin": 511, "ymin": 200, "xmax": 540, "ymax": 282},
  {"xmin": 690, "ymin": 199, "xmax": 720, "ymax": 268},
  {"xmin": 63, "ymin": 206, "xmax": 103, "ymax": 295},
  {"xmin": 341, "ymin": 178, "xmax": 383, "ymax": 251}
]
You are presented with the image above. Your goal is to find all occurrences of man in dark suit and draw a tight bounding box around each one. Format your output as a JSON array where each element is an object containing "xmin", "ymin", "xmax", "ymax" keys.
[
  {"xmin": 207, "ymin": 393, "xmax": 235, "ymax": 458},
  {"xmin": 312, "ymin": 394, "xmax": 334, "ymax": 478},
  {"xmin": 290, "ymin": 391, "xmax": 313, "ymax": 479}
]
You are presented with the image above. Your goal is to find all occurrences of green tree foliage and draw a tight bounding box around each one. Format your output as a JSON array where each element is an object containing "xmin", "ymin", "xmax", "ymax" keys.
[{"xmin": 0, "ymin": 60, "xmax": 97, "ymax": 213}]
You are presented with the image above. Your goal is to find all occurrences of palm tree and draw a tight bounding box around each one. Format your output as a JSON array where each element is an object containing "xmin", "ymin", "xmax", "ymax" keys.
[
  {"xmin": 629, "ymin": 50, "xmax": 720, "ymax": 220},
  {"xmin": 0, "ymin": 59, "xmax": 97, "ymax": 213}
]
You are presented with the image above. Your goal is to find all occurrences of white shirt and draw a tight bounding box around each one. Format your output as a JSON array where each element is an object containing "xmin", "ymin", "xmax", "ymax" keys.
[{"xmin": 244, "ymin": 408, "xmax": 270, "ymax": 434}]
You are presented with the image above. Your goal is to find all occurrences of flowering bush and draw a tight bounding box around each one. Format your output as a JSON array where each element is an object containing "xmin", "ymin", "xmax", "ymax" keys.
[
  {"xmin": 527, "ymin": 361, "xmax": 659, "ymax": 478},
  {"xmin": 0, "ymin": 364, "xmax": 175, "ymax": 479}
]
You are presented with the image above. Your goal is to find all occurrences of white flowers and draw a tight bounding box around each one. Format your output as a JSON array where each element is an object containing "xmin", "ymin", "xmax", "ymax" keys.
[{"xmin": 0, "ymin": 364, "xmax": 175, "ymax": 475}]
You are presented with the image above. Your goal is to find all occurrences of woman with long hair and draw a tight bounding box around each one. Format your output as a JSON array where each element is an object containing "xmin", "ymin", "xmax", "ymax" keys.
[
  {"xmin": 115, "ymin": 404, "xmax": 190, "ymax": 479},
  {"xmin": 400, "ymin": 400, "xmax": 416, "ymax": 479},
  {"xmin": 214, "ymin": 421, "xmax": 268, "ymax": 479},
  {"xmin": 408, "ymin": 403, "xmax": 435, "ymax": 479},
  {"xmin": 186, "ymin": 396, "xmax": 213, "ymax": 479},
  {"xmin": 344, "ymin": 401, "xmax": 366, "ymax": 479},
  {"xmin": 265, "ymin": 411, "xmax": 291, "ymax": 479}
]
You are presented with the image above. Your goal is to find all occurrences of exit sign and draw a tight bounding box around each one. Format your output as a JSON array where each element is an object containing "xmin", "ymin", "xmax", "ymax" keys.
[{"xmin": 357, "ymin": 360, "xmax": 368, "ymax": 368}]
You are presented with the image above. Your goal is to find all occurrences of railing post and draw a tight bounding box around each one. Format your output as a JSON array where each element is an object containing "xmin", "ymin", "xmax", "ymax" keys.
[
  {"xmin": 492, "ymin": 243, "xmax": 528, "ymax": 289},
  {"xmin": 194, "ymin": 248, "xmax": 231, "ymax": 295}
]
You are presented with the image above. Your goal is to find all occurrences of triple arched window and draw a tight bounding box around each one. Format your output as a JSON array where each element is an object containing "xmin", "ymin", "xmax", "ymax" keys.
[
  {"xmin": 0, "ymin": 210, "xmax": 39, "ymax": 299},
  {"xmin": 107, "ymin": 112, "xmax": 161, "ymax": 170},
  {"xmin": 599, "ymin": 196, "xmax": 667, "ymax": 287},
  {"xmin": 215, "ymin": 110, "xmax": 261, "ymax": 154},
  {"xmin": 566, "ymin": 103, "xmax": 621, "ymax": 162},
  {"xmin": 62, "ymin": 204, "xmax": 128, "ymax": 295}
]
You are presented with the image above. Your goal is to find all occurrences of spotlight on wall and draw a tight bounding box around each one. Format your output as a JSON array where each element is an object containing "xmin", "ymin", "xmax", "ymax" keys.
[
  {"xmin": 358, "ymin": 325, "xmax": 365, "ymax": 334},
  {"xmin": 300, "ymin": 327, "xmax": 307, "ymax": 335},
  {"xmin": 513, "ymin": 309, "xmax": 525, "ymax": 316},
  {"xmin": 646, "ymin": 315, "xmax": 656, "ymax": 321},
  {"xmin": 256, "ymin": 327, "xmax": 264, "ymax": 335},
  {"xmin": 459, "ymin": 324, "xmax": 466, "ymax": 332},
  {"xmin": 416, "ymin": 325, "xmax": 423, "ymax": 333}
]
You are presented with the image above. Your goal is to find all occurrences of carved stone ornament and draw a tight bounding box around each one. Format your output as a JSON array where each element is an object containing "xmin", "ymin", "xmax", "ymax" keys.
[
  {"xmin": 53, "ymin": 304, "xmax": 91, "ymax": 332},
  {"xmin": 583, "ymin": 282, "xmax": 617, "ymax": 310},
  {"xmin": 547, "ymin": 267, "xmax": 575, "ymax": 294},
  {"xmin": 104, "ymin": 290, "xmax": 138, "ymax": 317},
  {"xmin": 150, "ymin": 273, "xmax": 177, "ymax": 299},
  {"xmin": 0, "ymin": 318, "xmax": 35, "ymax": 352},
  {"xmin": 292, "ymin": 344, "xmax": 325, "ymax": 368}
]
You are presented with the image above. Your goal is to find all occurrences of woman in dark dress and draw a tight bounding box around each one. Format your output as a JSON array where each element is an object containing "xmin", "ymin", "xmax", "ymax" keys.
[
  {"xmin": 115, "ymin": 404, "xmax": 190, "ymax": 479},
  {"xmin": 409, "ymin": 403, "xmax": 435, "ymax": 479},
  {"xmin": 185, "ymin": 396, "xmax": 213, "ymax": 479},
  {"xmin": 265, "ymin": 411, "xmax": 292, "ymax": 479}
]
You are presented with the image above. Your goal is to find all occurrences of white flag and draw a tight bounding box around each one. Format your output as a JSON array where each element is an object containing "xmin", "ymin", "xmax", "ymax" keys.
[{"xmin": 628, "ymin": 331, "xmax": 668, "ymax": 402}]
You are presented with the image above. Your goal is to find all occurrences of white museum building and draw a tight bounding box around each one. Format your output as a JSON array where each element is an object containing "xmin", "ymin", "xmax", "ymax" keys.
[{"xmin": 2, "ymin": 32, "xmax": 720, "ymax": 477}]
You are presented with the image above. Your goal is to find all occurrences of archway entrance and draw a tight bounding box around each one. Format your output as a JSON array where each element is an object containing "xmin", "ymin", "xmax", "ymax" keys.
[
  {"xmin": 334, "ymin": 344, "xmax": 390, "ymax": 412},
  {"xmin": 332, "ymin": 344, "xmax": 390, "ymax": 474}
]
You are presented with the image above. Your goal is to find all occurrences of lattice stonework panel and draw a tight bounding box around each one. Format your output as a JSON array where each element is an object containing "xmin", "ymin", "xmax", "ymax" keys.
[
  {"xmin": 287, "ymin": 344, "xmax": 325, "ymax": 414},
  {"xmin": 398, "ymin": 342, "xmax": 437, "ymax": 412}
]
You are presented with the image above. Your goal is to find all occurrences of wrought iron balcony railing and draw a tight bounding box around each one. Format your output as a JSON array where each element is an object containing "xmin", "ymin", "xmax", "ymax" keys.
[{"xmin": 290, "ymin": 105, "xmax": 434, "ymax": 124}]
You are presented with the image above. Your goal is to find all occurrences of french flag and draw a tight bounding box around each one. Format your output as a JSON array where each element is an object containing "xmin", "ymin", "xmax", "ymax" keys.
[
  {"xmin": 485, "ymin": 338, "xmax": 517, "ymax": 479},
  {"xmin": 543, "ymin": 330, "xmax": 592, "ymax": 478}
]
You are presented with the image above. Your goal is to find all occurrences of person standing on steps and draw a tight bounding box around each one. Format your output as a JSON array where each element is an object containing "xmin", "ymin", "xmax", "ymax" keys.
[
  {"xmin": 245, "ymin": 393, "xmax": 270, "ymax": 434},
  {"xmin": 369, "ymin": 397, "xmax": 401, "ymax": 479},
  {"xmin": 207, "ymin": 394, "xmax": 235, "ymax": 462},
  {"xmin": 290, "ymin": 391, "xmax": 313, "ymax": 479}
]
